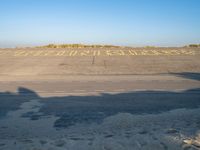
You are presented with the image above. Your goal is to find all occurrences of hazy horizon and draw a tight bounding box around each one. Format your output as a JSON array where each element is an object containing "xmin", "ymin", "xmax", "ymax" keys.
[{"xmin": 0, "ymin": 0, "xmax": 200, "ymax": 48}]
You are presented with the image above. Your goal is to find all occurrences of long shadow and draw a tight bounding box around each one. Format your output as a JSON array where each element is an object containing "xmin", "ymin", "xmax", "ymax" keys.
[
  {"xmin": 171, "ymin": 72, "xmax": 200, "ymax": 81},
  {"xmin": 0, "ymin": 87, "xmax": 200, "ymax": 128},
  {"xmin": 0, "ymin": 88, "xmax": 39, "ymax": 118}
]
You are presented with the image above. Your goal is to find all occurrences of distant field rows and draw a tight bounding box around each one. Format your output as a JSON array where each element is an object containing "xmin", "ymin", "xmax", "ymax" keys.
[{"xmin": 0, "ymin": 49, "xmax": 199, "ymax": 57}]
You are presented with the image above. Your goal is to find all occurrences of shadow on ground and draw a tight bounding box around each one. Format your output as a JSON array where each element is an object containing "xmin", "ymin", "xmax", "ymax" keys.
[
  {"xmin": 171, "ymin": 72, "xmax": 200, "ymax": 81},
  {"xmin": 0, "ymin": 86, "xmax": 200, "ymax": 128}
]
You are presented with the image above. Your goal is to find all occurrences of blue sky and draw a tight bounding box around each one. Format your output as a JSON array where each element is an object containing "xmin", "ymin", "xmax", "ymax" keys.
[{"xmin": 0, "ymin": 0, "xmax": 200, "ymax": 47}]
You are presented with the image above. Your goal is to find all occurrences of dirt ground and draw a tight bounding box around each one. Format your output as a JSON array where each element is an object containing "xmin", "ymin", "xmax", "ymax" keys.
[
  {"xmin": 0, "ymin": 47, "xmax": 200, "ymax": 150},
  {"xmin": 0, "ymin": 47, "xmax": 200, "ymax": 77}
]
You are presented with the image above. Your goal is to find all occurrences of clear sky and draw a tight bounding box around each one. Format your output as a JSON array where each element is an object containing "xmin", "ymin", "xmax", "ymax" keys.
[{"xmin": 0, "ymin": 0, "xmax": 200, "ymax": 47}]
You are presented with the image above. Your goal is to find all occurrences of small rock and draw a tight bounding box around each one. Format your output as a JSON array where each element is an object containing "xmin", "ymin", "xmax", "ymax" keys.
[{"xmin": 183, "ymin": 139, "xmax": 193, "ymax": 145}]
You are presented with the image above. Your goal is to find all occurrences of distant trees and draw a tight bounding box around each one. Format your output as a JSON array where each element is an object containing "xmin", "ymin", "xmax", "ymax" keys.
[{"xmin": 187, "ymin": 44, "xmax": 200, "ymax": 48}]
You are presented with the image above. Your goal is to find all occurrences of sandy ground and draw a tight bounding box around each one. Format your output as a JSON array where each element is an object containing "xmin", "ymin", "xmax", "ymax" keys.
[
  {"xmin": 0, "ymin": 98, "xmax": 200, "ymax": 150},
  {"xmin": 0, "ymin": 85, "xmax": 200, "ymax": 150},
  {"xmin": 0, "ymin": 47, "xmax": 200, "ymax": 76},
  {"xmin": 0, "ymin": 47, "xmax": 200, "ymax": 149}
]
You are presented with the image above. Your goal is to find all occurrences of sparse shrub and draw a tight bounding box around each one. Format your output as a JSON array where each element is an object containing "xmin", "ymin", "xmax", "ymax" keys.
[
  {"xmin": 188, "ymin": 44, "xmax": 199, "ymax": 48},
  {"xmin": 145, "ymin": 46, "xmax": 156, "ymax": 48}
]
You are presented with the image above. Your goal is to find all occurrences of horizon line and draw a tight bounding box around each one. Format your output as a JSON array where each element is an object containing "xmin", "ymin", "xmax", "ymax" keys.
[{"xmin": 1, "ymin": 43, "xmax": 200, "ymax": 49}]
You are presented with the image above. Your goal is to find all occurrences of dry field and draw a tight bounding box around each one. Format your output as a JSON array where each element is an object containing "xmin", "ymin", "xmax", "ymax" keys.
[{"xmin": 0, "ymin": 47, "xmax": 199, "ymax": 77}]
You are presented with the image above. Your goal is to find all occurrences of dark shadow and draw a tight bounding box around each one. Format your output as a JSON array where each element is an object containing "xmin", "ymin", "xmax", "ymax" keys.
[
  {"xmin": 0, "ymin": 87, "xmax": 39, "ymax": 118},
  {"xmin": 171, "ymin": 72, "xmax": 200, "ymax": 81},
  {"xmin": 0, "ymin": 87, "xmax": 200, "ymax": 129}
]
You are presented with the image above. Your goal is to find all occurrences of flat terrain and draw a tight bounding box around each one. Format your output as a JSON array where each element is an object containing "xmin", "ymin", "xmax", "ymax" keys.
[
  {"xmin": 0, "ymin": 47, "xmax": 200, "ymax": 150},
  {"xmin": 0, "ymin": 47, "xmax": 200, "ymax": 76}
]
